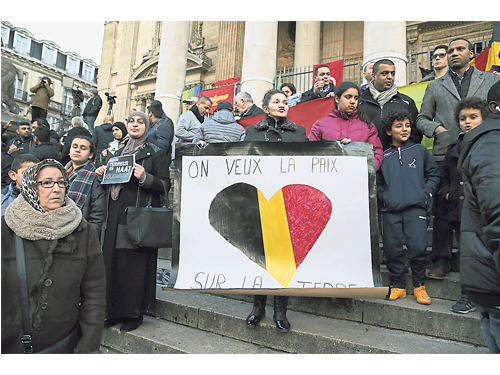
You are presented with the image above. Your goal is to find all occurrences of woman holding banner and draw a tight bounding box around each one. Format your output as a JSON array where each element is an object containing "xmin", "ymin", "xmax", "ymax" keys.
[
  {"xmin": 95, "ymin": 111, "xmax": 171, "ymax": 332},
  {"xmin": 244, "ymin": 89, "xmax": 308, "ymax": 332},
  {"xmin": 308, "ymin": 82, "xmax": 383, "ymax": 171}
]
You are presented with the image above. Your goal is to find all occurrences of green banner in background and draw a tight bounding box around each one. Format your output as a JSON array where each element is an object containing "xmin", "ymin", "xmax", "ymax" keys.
[{"xmin": 399, "ymin": 81, "xmax": 434, "ymax": 152}]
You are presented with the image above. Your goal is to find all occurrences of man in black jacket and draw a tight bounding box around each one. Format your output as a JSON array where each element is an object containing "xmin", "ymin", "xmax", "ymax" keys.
[
  {"xmin": 457, "ymin": 81, "xmax": 500, "ymax": 353},
  {"xmin": 359, "ymin": 59, "xmax": 422, "ymax": 150},
  {"xmin": 299, "ymin": 64, "xmax": 336, "ymax": 103},
  {"xmin": 92, "ymin": 115, "xmax": 115, "ymax": 165},
  {"xmin": 7, "ymin": 122, "xmax": 34, "ymax": 158},
  {"xmin": 29, "ymin": 126, "xmax": 61, "ymax": 161},
  {"xmin": 82, "ymin": 89, "xmax": 102, "ymax": 135},
  {"xmin": 147, "ymin": 100, "xmax": 174, "ymax": 155},
  {"xmin": 234, "ymin": 92, "xmax": 265, "ymax": 119}
]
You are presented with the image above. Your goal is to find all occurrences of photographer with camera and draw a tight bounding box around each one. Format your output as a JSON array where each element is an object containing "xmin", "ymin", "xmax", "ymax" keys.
[
  {"xmin": 82, "ymin": 89, "xmax": 103, "ymax": 135},
  {"xmin": 29, "ymin": 76, "xmax": 54, "ymax": 122}
]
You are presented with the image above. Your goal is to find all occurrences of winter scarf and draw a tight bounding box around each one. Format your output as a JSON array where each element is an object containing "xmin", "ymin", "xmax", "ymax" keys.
[
  {"xmin": 190, "ymin": 103, "xmax": 205, "ymax": 124},
  {"xmin": 4, "ymin": 193, "xmax": 82, "ymax": 241},
  {"xmin": 19, "ymin": 158, "xmax": 68, "ymax": 213},
  {"xmin": 368, "ymin": 81, "xmax": 398, "ymax": 107}
]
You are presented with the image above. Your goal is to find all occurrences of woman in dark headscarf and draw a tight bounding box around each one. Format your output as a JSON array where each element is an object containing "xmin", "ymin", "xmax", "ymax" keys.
[
  {"xmin": 99, "ymin": 121, "xmax": 129, "ymax": 165},
  {"xmin": 95, "ymin": 111, "xmax": 171, "ymax": 332},
  {"xmin": 1, "ymin": 159, "xmax": 106, "ymax": 353}
]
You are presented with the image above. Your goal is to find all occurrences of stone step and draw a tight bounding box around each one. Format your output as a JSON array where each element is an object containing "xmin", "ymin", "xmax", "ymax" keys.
[
  {"xmin": 152, "ymin": 288, "xmax": 486, "ymax": 354},
  {"xmin": 156, "ymin": 260, "xmax": 465, "ymax": 303},
  {"xmin": 156, "ymin": 261, "xmax": 478, "ymax": 345},
  {"xmin": 100, "ymin": 315, "xmax": 283, "ymax": 354}
]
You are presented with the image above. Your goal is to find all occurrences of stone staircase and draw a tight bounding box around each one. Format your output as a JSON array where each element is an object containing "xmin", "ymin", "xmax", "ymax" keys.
[
  {"xmin": 100, "ymin": 243, "xmax": 487, "ymax": 354},
  {"xmin": 99, "ymin": 182, "xmax": 487, "ymax": 354}
]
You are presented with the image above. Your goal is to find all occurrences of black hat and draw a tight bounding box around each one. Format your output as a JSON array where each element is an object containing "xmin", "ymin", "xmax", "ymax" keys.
[
  {"xmin": 147, "ymin": 100, "xmax": 165, "ymax": 118},
  {"xmin": 216, "ymin": 101, "xmax": 233, "ymax": 112}
]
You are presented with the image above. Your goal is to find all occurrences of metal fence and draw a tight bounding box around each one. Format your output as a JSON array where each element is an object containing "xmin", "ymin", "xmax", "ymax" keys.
[
  {"xmin": 194, "ymin": 28, "xmax": 493, "ymax": 99},
  {"xmin": 275, "ymin": 56, "xmax": 363, "ymax": 96},
  {"xmin": 408, "ymin": 30, "xmax": 492, "ymax": 84}
]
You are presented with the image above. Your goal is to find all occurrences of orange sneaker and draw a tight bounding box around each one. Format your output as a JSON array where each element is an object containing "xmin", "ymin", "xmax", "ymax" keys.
[
  {"xmin": 414, "ymin": 285, "xmax": 432, "ymax": 305},
  {"xmin": 387, "ymin": 287, "xmax": 407, "ymax": 300}
]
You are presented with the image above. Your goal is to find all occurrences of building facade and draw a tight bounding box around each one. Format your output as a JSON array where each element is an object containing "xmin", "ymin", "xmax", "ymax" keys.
[
  {"xmin": 1, "ymin": 21, "xmax": 99, "ymax": 132},
  {"xmin": 95, "ymin": 21, "xmax": 494, "ymax": 126}
]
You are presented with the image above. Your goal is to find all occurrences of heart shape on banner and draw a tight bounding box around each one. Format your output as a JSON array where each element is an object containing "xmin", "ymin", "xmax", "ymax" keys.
[{"xmin": 208, "ymin": 183, "xmax": 332, "ymax": 287}]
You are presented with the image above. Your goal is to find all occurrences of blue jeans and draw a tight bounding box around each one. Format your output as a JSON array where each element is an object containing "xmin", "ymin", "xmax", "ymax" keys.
[
  {"xmin": 84, "ymin": 116, "xmax": 96, "ymax": 135},
  {"xmin": 476, "ymin": 303, "xmax": 500, "ymax": 353}
]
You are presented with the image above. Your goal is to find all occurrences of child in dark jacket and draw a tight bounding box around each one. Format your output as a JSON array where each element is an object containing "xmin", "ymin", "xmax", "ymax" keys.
[
  {"xmin": 377, "ymin": 109, "xmax": 440, "ymax": 305},
  {"xmin": 441, "ymin": 97, "xmax": 490, "ymax": 314}
]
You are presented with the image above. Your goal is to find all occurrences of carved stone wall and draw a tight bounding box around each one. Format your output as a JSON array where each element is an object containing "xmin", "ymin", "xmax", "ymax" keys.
[
  {"xmin": 321, "ymin": 22, "xmax": 344, "ymax": 63},
  {"xmin": 215, "ymin": 21, "xmax": 245, "ymax": 81}
]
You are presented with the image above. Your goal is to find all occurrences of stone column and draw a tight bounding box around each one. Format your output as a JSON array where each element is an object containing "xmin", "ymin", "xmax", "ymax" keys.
[
  {"xmin": 363, "ymin": 21, "xmax": 407, "ymax": 87},
  {"xmin": 155, "ymin": 21, "xmax": 190, "ymax": 125},
  {"xmin": 215, "ymin": 21, "xmax": 245, "ymax": 81},
  {"xmin": 240, "ymin": 21, "xmax": 278, "ymax": 107},
  {"xmin": 294, "ymin": 21, "xmax": 321, "ymax": 95}
]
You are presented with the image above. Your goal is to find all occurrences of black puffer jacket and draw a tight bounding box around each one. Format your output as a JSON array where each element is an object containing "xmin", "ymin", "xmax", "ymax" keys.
[
  {"xmin": 81, "ymin": 177, "xmax": 107, "ymax": 237},
  {"xmin": 93, "ymin": 122, "xmax": 115, "ymax": 156},
  {"xmin": 359, "ymin": 89, "xmax": 422, "ymax": 150},
  {"xmin": 440, "ymin": 133, "xmax": 465, "ymax": 223},
  {"xmin": 29, "ymin": 142, "xmax": 61, "ymax": 162},
  {"xmin": 244, "ymin": 117, "xmax": 308, "ymax": 142},
  {"xmin": 457, "ymin": 113, "xmax": 500, "ymax": 307}
]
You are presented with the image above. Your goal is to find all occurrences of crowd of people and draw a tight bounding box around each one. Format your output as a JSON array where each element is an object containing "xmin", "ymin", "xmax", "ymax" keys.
[{"xmin": 1, "ymin": 36, "xmax": 499, "ymax": 354}]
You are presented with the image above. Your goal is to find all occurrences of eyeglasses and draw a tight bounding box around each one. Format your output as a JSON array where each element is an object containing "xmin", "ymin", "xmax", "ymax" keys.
[
  {"xmin": 432, "ymin": 53, "xmax": 447, "ymax": 60},
  {"xmin": 36, "ymin": 180, "xmax": 68, "ymax": 188}
]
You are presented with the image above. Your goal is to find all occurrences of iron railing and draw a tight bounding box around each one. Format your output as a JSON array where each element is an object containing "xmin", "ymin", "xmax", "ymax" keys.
[{"xmin": 407, "ymin": 30, "xmax": 491, "ymax": 84}]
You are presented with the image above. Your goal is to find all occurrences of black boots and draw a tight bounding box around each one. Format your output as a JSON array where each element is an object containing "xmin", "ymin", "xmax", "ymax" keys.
[
  {"xmin": 246, "ymin": 295, "xmax": 267, "ymax": 326},
  {"xmin": 120, "ymin": 316, "xmax": 143, "ymax": 332},
  {"xmin": 273, "ymin": 296, "xmax": 290, "ymax": 332},
  {"xmin": 246, "ymin": 295, "xmax": 290, "ymax": 332}
]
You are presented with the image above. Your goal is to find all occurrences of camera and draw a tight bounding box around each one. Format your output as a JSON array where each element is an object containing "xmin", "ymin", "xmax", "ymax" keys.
[
  {"xmin": 40, "ymin": 76, "xmax": 50, "ymax": 86},
  {"xmin": 105, "ymin": 92, "xmax": 117, "ymax": 104}
]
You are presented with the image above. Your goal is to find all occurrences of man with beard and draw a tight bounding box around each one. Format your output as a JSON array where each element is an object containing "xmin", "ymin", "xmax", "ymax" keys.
[
  {"xmin": 174, "ymin": 96, "xmax": 212, "ymax": 143},
  {"xmin": 7, "ymin": 122, "xmax": 34, "ymax": 158},
  {"xmin": 359, "ymin": 59, "xmax": 422, "ymax": 151},
  {"xmin": 417, "ymin": 38, "xmax": 500, "ymax": 283}
]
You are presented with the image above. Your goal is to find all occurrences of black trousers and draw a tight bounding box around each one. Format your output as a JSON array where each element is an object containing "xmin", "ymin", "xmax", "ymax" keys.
[
  {"xmin": 429, "ymin": 160, "xmax": 453, "ymax": 270},
  {"xmin": 382, "ymin": 207, "xmax": 429, "ymax": 288},
  {"xmin": 31, "ymin": 106, "xmax": 47, "ymax": 122}
]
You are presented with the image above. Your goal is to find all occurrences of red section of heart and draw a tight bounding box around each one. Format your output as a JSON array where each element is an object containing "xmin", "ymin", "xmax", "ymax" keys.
[{"xmin": 282, "ymin": 185, "xmax": 332, "ymax": 267}]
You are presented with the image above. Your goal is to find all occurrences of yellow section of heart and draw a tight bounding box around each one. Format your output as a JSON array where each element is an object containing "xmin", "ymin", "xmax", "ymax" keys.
[{"xmin": 257, "ymin": 189, "xmax": 296, "ymax": 287}]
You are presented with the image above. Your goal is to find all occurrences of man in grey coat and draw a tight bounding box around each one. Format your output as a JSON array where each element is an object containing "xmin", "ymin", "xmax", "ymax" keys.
[
  {"xmin": 174, "ymin": 96, "xmax": 212, "ymax": 143},
  {"xmin": 192, "ymin": 101, "xmax": 245, "ymax": 146},
  {"xmin": 416, "ymin": 37, "xmax": 500, "ymax": 283}
]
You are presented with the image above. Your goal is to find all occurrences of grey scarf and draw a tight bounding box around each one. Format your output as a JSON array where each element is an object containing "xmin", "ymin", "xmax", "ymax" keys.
[
  {"xmin": 368, "ymin": 81, "xmax": 398, "ymax": 107},
  {"xmin": 4, "ymin": 194, "xmax": 82, "ymax": 241}
]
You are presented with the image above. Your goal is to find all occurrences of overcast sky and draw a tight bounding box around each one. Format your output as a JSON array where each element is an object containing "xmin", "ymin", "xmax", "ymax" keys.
[
  {"xmin": 4, "ymin": 4, "xmax": 481, "ymax": 70},
  {"xmin": 9, "ymin": 21, "xmax": 105, "ymax": 65}
]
